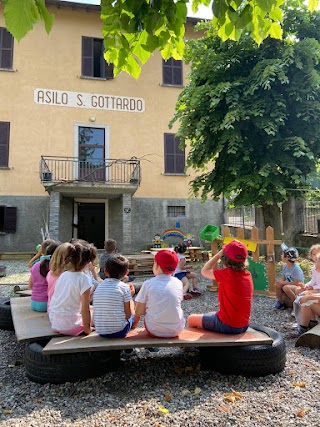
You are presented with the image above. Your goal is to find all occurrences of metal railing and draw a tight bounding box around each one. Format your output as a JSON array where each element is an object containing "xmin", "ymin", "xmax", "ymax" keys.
[
  {"xmin": 40, "ymin": 156, "xmax": 141, "ymax": 185},
  {"xmin": 225, "ymin": 205, "xmax": 255, "ymax": 228},
  {"xmin": 304, "ymin": 201, "xmax": 320, "ymax": 234}
]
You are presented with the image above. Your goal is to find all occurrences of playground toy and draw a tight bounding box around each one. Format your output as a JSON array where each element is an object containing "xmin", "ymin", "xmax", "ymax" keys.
[
  {"xmin": 199, "ymin": 224, "xmax": 220, "ymax": 242},
  {"xmin": 223, "ymin": 236, "xmax": 257, "ymax": 252}
]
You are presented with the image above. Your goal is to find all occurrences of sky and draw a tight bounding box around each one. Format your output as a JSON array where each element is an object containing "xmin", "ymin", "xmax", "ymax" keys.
[{"xmin": 61, "ymin": 0, "xmax": 213, "ymax": 19}]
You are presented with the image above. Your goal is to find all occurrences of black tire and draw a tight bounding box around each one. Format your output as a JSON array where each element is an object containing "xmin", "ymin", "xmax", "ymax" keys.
[
  {"xmin": 199, "ymin": 323, "xmax": 286, "ymax": 377},
  {"xmin": 24, "ymin": 341, "xmax": 121, "ymax": 384},
  {"xmin": 0, "ymin": 298, "xmax": 14, "ymax": 331}
]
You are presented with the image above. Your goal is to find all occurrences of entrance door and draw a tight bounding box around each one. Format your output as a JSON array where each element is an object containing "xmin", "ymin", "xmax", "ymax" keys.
[{"xmin": 77, "ymin": 203, "xmax": 105, "ymax": 249}]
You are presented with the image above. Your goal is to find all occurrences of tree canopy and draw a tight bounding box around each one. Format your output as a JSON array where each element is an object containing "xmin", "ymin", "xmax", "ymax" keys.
[
  {"xmin": 170, "ymin": 5, "xmax": 320, "ymax": 222},
  {"xmin": 1, "ymin": 0, "xmax": 320, "ymax": 78}
]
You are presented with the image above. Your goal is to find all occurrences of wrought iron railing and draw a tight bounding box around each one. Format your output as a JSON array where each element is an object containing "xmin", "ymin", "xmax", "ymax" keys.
[{"xmin": 40, "ymin": 156, "xmax": 141, "ymax": 185}]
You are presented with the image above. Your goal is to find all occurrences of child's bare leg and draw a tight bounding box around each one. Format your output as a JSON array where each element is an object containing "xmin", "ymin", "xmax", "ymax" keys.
[
  {"xmin": 275, "ymin": 282, "xmax": 284, "ymax": 301},
  {"xmin": 187, "ymin": 272, "xmax": 198, "ymax": 289},
  {"xmin": 187, "ymin": 314, "xmax": 203, "ymax": 328},
  {"xmin": 182, "ymin": 277, "xmax": 190, "ymax": 294},
  {"xmin": 283, "ymin": 284, "xmax": 299, "ymax": 303}
]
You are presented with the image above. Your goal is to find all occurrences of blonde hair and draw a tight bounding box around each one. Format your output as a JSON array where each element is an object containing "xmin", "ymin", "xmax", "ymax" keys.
[
  {"xmin": 309, "ymin": 244, "xmax": 320, "ymax": 259},
  {"xmin": 49, "ymin": 242, "xmax": 74, "ymax": 276}
]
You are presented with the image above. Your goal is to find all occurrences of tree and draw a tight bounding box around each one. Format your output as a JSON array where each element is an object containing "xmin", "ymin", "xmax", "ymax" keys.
[
  {"xmin": 170, "ymin": 6, "xmax": 320, "ymax": 240},
  {"xmin": 1, "ymin": 0, "xmax": 319, "ymax": 78}
]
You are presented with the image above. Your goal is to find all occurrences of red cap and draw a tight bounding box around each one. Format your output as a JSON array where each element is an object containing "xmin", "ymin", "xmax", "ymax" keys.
[
  {"xmin": 155, "ymin": 250, "xmax": 178, "ymax": 274},
  {"xmin": 223, "ymin": 240, "xmax": 248, "ymax": 262}
]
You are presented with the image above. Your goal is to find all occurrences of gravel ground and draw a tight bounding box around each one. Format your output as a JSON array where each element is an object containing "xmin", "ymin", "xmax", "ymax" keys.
[{"xmin": 0, "ymin": 261, "xmax": 319, "ymax": 426}]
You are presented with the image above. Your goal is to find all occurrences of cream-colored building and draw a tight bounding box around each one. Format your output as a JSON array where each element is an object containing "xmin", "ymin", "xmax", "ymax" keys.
[{"xmin": 0, "ymin": 0, "xmax": 223, "ymax": 252}]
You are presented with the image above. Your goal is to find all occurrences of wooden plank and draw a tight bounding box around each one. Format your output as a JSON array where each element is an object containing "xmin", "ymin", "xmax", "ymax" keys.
[
  {"xmin": 266, "ymin": 226, "xmax": 276, "ymax": 293},
  {"xmin": 295, "ymin": 324, "xmax": 320, "ymax": 349},
  {"xmin": 10, "ymin": 297, "xmax": 60, "ymax": 342},
  {"xmin": 43, "ymin": 327, "xmax": 272, "ymax": 355}
]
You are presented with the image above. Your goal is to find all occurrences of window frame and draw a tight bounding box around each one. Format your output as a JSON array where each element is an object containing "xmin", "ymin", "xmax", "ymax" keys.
[
  {"xmin": 81, "ymin": 36, "xmax": 114, "ymax": 80},
  {"xmin": 0, "ymin": 121, "xmax": 10, "ymax": 168},
  {"xmin": 164, "ymin": 133, "xmax": 186, "ymax": 175},
  {"xmin": 167, "ymin": 206, "xmax": 186, "ymax": 218},
  {"xmin": 162, "ymin": 58, "xmax": 183, "ymax": 86},
  {"xmin": 0, "ymin": 206, "xmax": 17, "ymax": 233},
  {"xmin": 0, "ymin": 27, "xmax": 14, "ymax": 70}
]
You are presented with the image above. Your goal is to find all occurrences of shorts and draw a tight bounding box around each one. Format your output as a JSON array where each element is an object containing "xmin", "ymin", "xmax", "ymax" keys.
[
  {"xmin": 202, "ymin": 313, "xmax": 248, "ymax": 334},
  {"xmin": 175, "ymin": 272, "xmax": 187, "ymax": 280},
  {"xmin": 99, "ymin": 314, "xmax": 135, "ymax": 338},
  {"xmin": 53, "ymin": 325, "xmax": 85, "ymax": 336},
  {"xmin": 30, "ymin": 300, "xmax": 47, "ymax": 312}
]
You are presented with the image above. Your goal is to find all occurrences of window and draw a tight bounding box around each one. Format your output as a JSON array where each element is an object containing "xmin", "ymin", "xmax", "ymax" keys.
[
  {"xmin": 0, "ymin": 206, "xmax": 17, "ymax": 233},
  {"xmin": 167, "ymin": 206, "xmax": 186, "ymax": 218},
  {"xmin": 0, "ymin": 27, "xmax": 14, "ymax": 70},
  {"xmin": 162, "ymin": 58, "xmax": 183, "ymax": 85},
  {"xmin": 164, "ymin": 133, "xmax": 185, "ymax": 174},
  {"xmin": 0, "ymin": 121, "xmax": 10, "ymax": 167},
  {"xmin": 82, "ymin": 37, "xmax": 114, "ymax": 79}
]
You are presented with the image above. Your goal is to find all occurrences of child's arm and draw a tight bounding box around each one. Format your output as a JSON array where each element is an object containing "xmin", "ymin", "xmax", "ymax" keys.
[
  {"xmin": 201, "ymin": 250, "xmax": 223, "ymax": 280},
  {"xmin": 81, "ymin": 289, "xmax": 92, "ymax": 335},
  {"xmin": 178, "ymin": 257, "xmax": 186, "ymax": 270},
  {"xmin": 28, "ymin": 274, "xmax": 33, "ymax": 290},
  {"xmin": 88, "ymin": 262, "xmax": 103, "ymax": 283},
  {"xmin": 28, "ymin": 248, "xmax": 42, "ymax": 269},
  {"xmin": 135, "ymin": 302, "xmax": 146, "ymax": 317},
  {"xmin": 124, "ymin": 301, "xmax": 133, "ymax": 320}
]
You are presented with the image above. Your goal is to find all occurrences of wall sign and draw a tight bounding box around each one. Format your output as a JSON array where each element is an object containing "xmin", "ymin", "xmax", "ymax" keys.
[{"xmin": 34, "ymin": 88, "xmax": 145, "ymax": 113}]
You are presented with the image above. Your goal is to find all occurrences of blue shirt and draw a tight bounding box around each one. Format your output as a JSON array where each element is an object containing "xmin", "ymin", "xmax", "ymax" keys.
[{"xmin": 282, "ymin": 263, "xmax": 304, "ymax": 283}]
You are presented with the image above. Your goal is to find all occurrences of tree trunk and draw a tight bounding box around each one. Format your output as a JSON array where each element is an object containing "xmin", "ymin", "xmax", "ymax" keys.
[
  {"xmin": 282, "ymin": 198, "xmax": 305, "ymax": 246},
  {"xmin": 261, "ymin": 203, "xmax": 282, "ymax": 239}
]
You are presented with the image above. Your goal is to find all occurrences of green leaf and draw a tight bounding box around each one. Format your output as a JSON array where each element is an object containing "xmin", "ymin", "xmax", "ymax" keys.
[
  {"xmin": 124, "ymin": 55, "xmax": 141, "ymax": 79},
  {"xmin": 35, "ymin": 0, "xmax": 54, "ymax": 34},
  {"xmin": 307, "ymin": 0, "xmax": 320, "ymax": 12},
  {"xmin": 4, "ymin": 0, "xmax": 54, "ymax": 40},
  {"xmin": 133, "ymin": 42, "xmax": 151, "ymax": 65},
  {"xmin": 269, "ymin": 7, "xmax": 282, "ymax": 21},
  {"xmin": 269, "ymin": 22, "xmax": 283, "ymax": 39}
]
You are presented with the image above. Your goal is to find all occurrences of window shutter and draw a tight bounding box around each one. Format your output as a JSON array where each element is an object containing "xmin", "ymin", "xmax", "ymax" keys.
[
  {"xmin": 0, "ymin": 121, "xmax": 10, "ymax": 167},
  {"xmin": 3, "ymin": 207, "xmax": 17, "ymax": 233},
  {"xmin": 82, "ymin": 37, "xmax": 94, "ymax": 77},
  {"xmin": 0, "ymin": 27, "xmax": 13, "ymax": 69}
]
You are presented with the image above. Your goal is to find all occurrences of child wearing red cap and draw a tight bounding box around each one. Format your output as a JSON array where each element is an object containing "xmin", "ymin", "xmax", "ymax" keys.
[
  {"xmin": 134, "ymin": 250, "xmax": 185, "ymax": 338},
  {"xmin": 188, "ymin": 240, "xmax": 253, "ymax": 334}
]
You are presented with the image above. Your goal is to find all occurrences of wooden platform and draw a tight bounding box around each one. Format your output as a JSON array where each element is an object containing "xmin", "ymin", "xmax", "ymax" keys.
[
  {"xmin": 43, "ymin": 326, "xmax": 272, "ymax": 355},
  {"xmin": 296, "ymin": 324, "xmax": 320, "ymax": 349},
  {"xmin": 10, "ymin": 297, "xmax": 61, "ymax": 342},
  {"xmin": 11, "ymin": 296, "xmax": 272, "ymax": 354}
]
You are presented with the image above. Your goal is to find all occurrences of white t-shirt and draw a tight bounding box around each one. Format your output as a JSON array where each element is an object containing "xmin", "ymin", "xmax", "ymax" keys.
[
  {"xmin": 174, "ymin": 253, "xmax": 186, "ymax": 275},
  {"xmin": 305, "ymin": 266, "xmax": 320, "ymax": 290},
  {"xmin": 93, "ymin": 278, "xmax": 132, "ymax": 335},
  {"xmin": 49, "ymin": 271, "xmax": 92, "ymax": 332},
  {"xmin": 135, "ymin": 274, "xmax": 185, "ymax": 337}
]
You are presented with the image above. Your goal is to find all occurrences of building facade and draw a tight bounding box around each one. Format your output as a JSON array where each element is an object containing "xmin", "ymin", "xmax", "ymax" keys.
[{"xmin": 0, "ymin": 0, "xmax": 223, "ymax": 253}]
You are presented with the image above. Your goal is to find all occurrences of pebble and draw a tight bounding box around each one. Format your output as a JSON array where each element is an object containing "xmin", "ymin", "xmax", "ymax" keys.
[{"xmin": 0, "ymin": 261, "xmax": 319, "ymax": 426}]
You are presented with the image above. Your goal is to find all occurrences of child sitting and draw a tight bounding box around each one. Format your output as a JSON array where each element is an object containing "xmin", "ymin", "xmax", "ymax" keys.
[
  {"xmin": 274, "ymin": 244, "xmax": 304, "ymax": 310},
  {"xmin": 134, "ymin": 250, "xmax": 185, "ymax": 338},
  {"xmin": 93, "ymin": 256, "xmax": 137, "ymax": 337},
  {"xmin": 173, "ymin": 242, "xmax": 201, "ymax": 300},
  {"xmin": 49, "ymin": 240, "xmax": 97, "ymax": 336},
  {"xmin": 28, "ymin": 239, "xmax": 56, "ymax": 269},
  {"xmin": 28, "ymin": 241, "xmax": 60, "ymax": 312},
  {"xmin": 188, "ymin": 240, "xmax": 253, "ymax": 334}
]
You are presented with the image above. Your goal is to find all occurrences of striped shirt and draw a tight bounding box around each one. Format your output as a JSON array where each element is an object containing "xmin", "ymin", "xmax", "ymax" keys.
[{"xmin": 93, "ymin": 278, "xmax": 132, "ymax": 335}]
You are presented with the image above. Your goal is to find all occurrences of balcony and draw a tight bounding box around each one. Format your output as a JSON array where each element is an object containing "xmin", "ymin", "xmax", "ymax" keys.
[{"xmin": 40, "ymin": 156, "xmax": 141, "ymax": 198}]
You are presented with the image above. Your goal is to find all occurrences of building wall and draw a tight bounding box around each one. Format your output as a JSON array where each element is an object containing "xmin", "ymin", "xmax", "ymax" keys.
[{"xmin": 0, "ymin": 2, "xmax": 223, "ymax": 252}]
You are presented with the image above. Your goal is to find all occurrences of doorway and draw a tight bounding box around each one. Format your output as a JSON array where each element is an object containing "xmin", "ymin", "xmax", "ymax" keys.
[{"xmin": 77, "ymin": 203, "xmax": 105, "ymax": 249}]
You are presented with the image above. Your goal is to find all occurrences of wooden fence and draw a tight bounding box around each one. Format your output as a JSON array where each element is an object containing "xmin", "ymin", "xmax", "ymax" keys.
[{"xmin": 210, "ymin": 226, "xmax": 282, "ymax": 293}]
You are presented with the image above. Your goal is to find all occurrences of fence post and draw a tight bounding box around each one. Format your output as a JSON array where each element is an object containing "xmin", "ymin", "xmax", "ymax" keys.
[
  {"xmin": 266, "ymin": 226, "xmax": 276, "ymax": 293},
  {"xmin": 236, "ymin": 227, "xmax": 245, "ymax": 240},
  {"xmin": 251, "ymin": 226, "xmax": 260, "ymax": 262}
]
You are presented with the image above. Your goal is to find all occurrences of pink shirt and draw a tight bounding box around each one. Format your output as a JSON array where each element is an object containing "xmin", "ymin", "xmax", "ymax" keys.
[
  {"xmin": 30, "ymin": 262, "xmax": 48, "ymax": 302},
  {"xmin": 46, "ymin": 271, "xmax": 61, "ymax": 312}
]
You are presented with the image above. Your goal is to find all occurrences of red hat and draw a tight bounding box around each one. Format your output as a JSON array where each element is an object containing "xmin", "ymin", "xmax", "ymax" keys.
[
  {"xmin": 223, "ymin": 240, "xmax": 248, "ymax": 262},
  {"xmin": 155, "ymin": 250, "xmax": 178, "ymax": 274}
]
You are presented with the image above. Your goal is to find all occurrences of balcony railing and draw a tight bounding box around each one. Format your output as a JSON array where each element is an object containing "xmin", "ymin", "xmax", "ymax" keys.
[{"xmin": 40, "ymin": 156, "xmax": 141, "ymax": 185}]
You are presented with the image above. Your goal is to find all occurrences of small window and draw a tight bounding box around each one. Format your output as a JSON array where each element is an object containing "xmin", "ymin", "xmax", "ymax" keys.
[
  {"xmin": 164, "ymin": 133, "xmax": 185, "ymax": 174},
  {"xmin": 0, "ymin": 27, "xmax": 14, "ymax": 70},
  {"xmin": 0, "ymin": 206, "xmax": 17, "ymax": 233},
  {"xmin": 82, "ymin": 36, "xmax": 114, "ymax": 79},
  {"xmin": 162, "ymin": 58, "xmax": 183, "ymax": 85},
  {"xmin": 0, "ymin": 121, "xmax": 10, "ymax": 167},
  {"xmin": 167, "ymin": 206, "xmax": 186, "ymax": 218}
]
